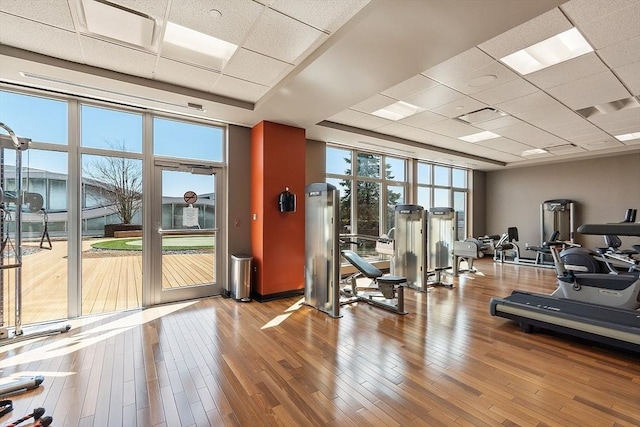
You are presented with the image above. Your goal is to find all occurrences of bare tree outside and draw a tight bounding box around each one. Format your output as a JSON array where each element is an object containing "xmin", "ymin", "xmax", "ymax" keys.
[{"xmin": 84, "ymin": 140, "xmax": 142, "ymax": 225}]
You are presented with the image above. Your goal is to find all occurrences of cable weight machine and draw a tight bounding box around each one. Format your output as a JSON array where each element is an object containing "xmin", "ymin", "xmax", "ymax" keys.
[{"xmin": 0, "ymin": 122, "xmax": 70, "ymax": 345}]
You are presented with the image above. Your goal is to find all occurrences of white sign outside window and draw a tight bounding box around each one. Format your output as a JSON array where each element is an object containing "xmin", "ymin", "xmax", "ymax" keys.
[{"xmin": 182, "ymin": 206, "xmax": 200, "ymax": 227}]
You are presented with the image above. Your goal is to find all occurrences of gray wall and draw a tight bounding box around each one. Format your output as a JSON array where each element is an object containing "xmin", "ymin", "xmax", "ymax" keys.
[
  {"xmin": 486, "ymin": 153, "xmax": 640, "ymax": 250},
  {"xmin": 471, "ymin": 170, "xmax": 486, "ymax": 238},
  {"xmin": 305, "ymin": 139, "xmax": 326, "ymax": 185},
  {"xmin": 227, "ymin": 124, "xmax": 252, "ymax": 257}
]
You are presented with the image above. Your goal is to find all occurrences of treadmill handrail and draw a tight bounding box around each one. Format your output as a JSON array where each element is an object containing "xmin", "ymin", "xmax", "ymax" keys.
[{"xmin": 577, "ymin": 223, "xmax": 640, "ymax": 237}]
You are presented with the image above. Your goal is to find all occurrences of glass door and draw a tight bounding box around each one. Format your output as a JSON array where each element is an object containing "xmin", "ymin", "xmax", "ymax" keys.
[{"xmin": 149, "ymin": 160, "xmax": 221, "ymax": 304}]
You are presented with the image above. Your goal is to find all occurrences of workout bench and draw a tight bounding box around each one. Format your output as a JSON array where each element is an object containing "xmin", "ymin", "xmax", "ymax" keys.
[{"xmin": 340, "ymin": 250, "xmax": 408, "ymax": 314}]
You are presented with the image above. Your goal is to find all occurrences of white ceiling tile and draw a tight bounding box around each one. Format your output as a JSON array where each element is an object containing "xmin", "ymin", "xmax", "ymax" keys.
[
  {"xmin": 398, "ymin": 110, "xmax": 447, "ymax": 129},
  {"xmin": 423, "ymin": 119, "xmax": 481, "ymax": 138},
  {"xmin": 546, "ymin": 70, "xmax": 631, "ymax": 110},
  {"xmin": 404, "ymin": 84, "xmax": 465, "ymax": 110},
  {"xmin": 326, "ymin": 109, "xmax": 370, "ymax": 126},
  {"xmin": 471, "ymin": 78, "xmax": 538, "ymax": 105},
  {"xmin": 81, "ymin": 35, "xmax": 157, "ymax": 78},
  {"xmin": 573, "ymin": 2, "xmax": 640, "ymax": 49},
  {"xmin": 381, "ymin": 75, "xmax": 439, "ymax": 101},
  {"xmin": 166, "ymin": 0, "xmax": 263, "ymax": 46},
  {"xmin": 494, "ymin": 123, "xmax": 566, "ymax": 148},
  {"xmin": 474, "ymin": 115, "xmax": 523, "ymax": 131},
  {"xmin": 353, "ymin": 114, "xmax": 391, "ymax": 130},
  {"xmin": 422, "ymin": 47, "xmax": 494, "ymax": 83},
  {"xmin": 443, "ymin": 61, "xmax": 519, "ymax": 95},
  {"xmin": 243, "ymin": 8, "xmax": 325, "ymax": 63},
  {"xmin": 401, "ymin": 128, "xmax": 443, "ymax": 144},
  {"xmin": 544, "ymin": 120, "xmax": 605, "ymax": 140},
  {"xmin": 0, "ymin": 1, "xmax": 75, "ymax": 29},
  {"xmin": 211, "ymin": 74, "xmax": 269, "ymax": 103},
  {"xmin": 476, "ymin": 137, "xmax": 532, "ymax": 154},
  {"xmin": 155, "ymin": 58, "xmax": 221, "ymax": 92},
  {"xmin": 519, "ymin": 103, "xmax": 580, "ymax": 128},
  {"xmin": 268, "ymin": 0, "xmax": 369, "ymax": 33},
  {"xmin": 598, "ymin": 36, "xmax": 640, "ymax": 69},
  {"xmin": 0, "ymin": 13, "xmax": 85, "ymax": 64},
  {"xmin": 495, "ymin": 91, "xmax": 558, "ymax": 115},
  {"xmin": 545, "ymin": 144, "xmax": 586, "ymax": 155},
  {"xmin": 430, "ymin": 96, "xmax": 487, "ymax": 118},
  {"xmin": 483, "ymin": 150, "xmax": 529, "ymax": 163},
  {"xmin": 351, "ymin": 94, "xmax": 395, "ymax": 114},
  {"xmin": 479, "ymin": 8, "xmax": 572, "ymax": 59},
  {"xmin": 615, "ymin": 62, "xmax": 640, "ymax": 95},
  {"xmin": 577, "ymin": 140, "xmax": 627, "ymax": 151},
  {"xmin": 223, "ymin": 49, "xmax": 294, "ymax": 87},
  {"xmin": 374, "ymin": 122, "xmax": 416, "ymax": 137},
  {"xmin": 588, "ymin": 107, "xmax": 640, "ymax": 129},
  {"xmin": 524, "ymin": 53, "xmax": 608, "ymax": 89},
  {"xmin": 560, "ymin": 0, "xmax": 638, "ymax": 24}
]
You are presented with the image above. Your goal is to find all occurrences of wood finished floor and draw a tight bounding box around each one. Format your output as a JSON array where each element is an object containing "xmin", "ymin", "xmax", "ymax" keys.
[{"xmin": 1, "ymin": 259, "xmax": 639, "ymax": 427}]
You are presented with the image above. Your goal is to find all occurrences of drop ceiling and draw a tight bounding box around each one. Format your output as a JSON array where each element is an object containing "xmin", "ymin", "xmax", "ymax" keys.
[{"xmin": 0, "ymin": 0, "xmax": 638, "ymax": 171}]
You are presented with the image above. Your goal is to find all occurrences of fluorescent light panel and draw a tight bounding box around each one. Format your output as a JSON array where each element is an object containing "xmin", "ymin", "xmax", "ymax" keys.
[
  {"xmin": 458, "ymin": 131, "xmax": 501, "ymax": 143},
  {"xmin": 372, "ymin": 101, "xmax": 424, "ymax": 121},
  {"xmin": 500, "ymin": 28, "xmax": 593, "ymax": 75},
  {"xmin": 163, "ymin": 22, "xmax": 237, "ymax": 69},
  {"xmin": 522, "ymin": 148, "xmax": 548, "ymax": 156},
  {"xmin": 81, "ymin": 0, "xmax": 155, "ymax": 49},
  {"xmin": 615, "ymin": 132, "xmax": 640, "ymax": 142}
]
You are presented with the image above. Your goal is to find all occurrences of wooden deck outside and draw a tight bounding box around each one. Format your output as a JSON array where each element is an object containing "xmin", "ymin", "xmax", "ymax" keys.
[{"xmin": 1, "ymin": 239, "xmax": 214, "ymax": 327}]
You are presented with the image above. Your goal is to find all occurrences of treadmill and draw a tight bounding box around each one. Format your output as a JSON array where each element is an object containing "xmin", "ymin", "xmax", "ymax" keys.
[{"xmin": 490, "ymin": 222, "xmax": 640, "ymax": 353}]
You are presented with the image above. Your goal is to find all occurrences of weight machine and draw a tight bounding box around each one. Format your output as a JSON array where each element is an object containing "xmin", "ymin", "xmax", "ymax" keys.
[{"xmin": 0, "ymin": 122, "xmax": 70, "ymax": 345}]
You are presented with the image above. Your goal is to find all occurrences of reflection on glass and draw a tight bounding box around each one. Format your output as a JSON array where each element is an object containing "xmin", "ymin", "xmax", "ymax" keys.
[
  {"xmin": 81, "ymin": 105, "xmax": 142, "ymax": 152},
  {"xmin": 326, "ymin": 147, "xmax": 352, "ymax": 175}
]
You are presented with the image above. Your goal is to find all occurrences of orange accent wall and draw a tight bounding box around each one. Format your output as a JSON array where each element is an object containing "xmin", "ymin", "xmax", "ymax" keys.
[{"xmin": 251, "ymin": 121, "xmax": 306, "ymax": 298}]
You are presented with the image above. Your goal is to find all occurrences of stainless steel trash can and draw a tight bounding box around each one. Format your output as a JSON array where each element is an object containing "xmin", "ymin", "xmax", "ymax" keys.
[{"xmin": 230, "ymin": 254, "xmax": 252, "ymax": 302}]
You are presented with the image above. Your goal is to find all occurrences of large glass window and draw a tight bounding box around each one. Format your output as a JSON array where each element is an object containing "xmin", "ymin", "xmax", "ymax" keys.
[
  {"xmin": 153, "ymin": 117, "xmax": 223, "ymax": 162},
  {"xmin": 81, "ymin": 105, "xmax": 143, "ymax": 152},
  {"xmin": 0, "ymin": 90, "xmax": 68, "ymax": 144},
  {"xmin": 327, "ymin": 147, "xmax": 409, "ymax": 255}
]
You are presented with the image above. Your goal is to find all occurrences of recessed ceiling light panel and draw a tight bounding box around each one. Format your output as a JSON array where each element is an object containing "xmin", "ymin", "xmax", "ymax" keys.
[
  {"xmin": 500, "ymin": 28, "xmax": 593, "ymax": 75},
  {"xmin": 615, "ymin": 132, "xmax": 640, "ymax": 142},
  {"xmin": 162, "ymin": 22, "xmax": 238, "ymax": 71},
  {"xmin": 522, "ymin": 148, "xmax": 549, "ymax": 156},
  {"xmin": 458, "ymin": 131, "xmax": 501, "ymax": 143},
  {"xmin": 372, "ymin": 101, "xmax": 424, "ymax": 121}
]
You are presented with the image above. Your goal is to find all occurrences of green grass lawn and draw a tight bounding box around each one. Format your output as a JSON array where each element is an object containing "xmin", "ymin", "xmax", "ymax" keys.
[{"xmin": 91, "ymin": 236, "xmax": 214, "ymax": 251}]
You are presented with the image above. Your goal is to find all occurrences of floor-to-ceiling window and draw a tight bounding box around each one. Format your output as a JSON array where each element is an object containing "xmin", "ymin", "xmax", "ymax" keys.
[
  {"xmin": 0, "ymin": 88, "xmax": 227, "ymax": 325},
  {"xmin": 0, "ymin": 90, "xmax": 69, "ymax": 326},
  {"xmin": 326, "ymin": 146, "xmax": 408, "ymax": 255}
]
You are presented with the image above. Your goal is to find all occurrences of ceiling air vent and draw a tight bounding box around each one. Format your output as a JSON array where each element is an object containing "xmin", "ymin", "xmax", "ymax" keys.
[
  {"xmin": 576, "ymin": 96, "xmax": 640, "ymax": 119},
  {"xmin": 456, "ymin": 107, "xmax": 507, "ymax": 124}
]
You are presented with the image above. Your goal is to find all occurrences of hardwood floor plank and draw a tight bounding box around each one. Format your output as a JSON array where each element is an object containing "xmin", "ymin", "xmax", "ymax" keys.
[{"xmin": 2, "ymin": 259, "xmax": 639, "ymax": 427}]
